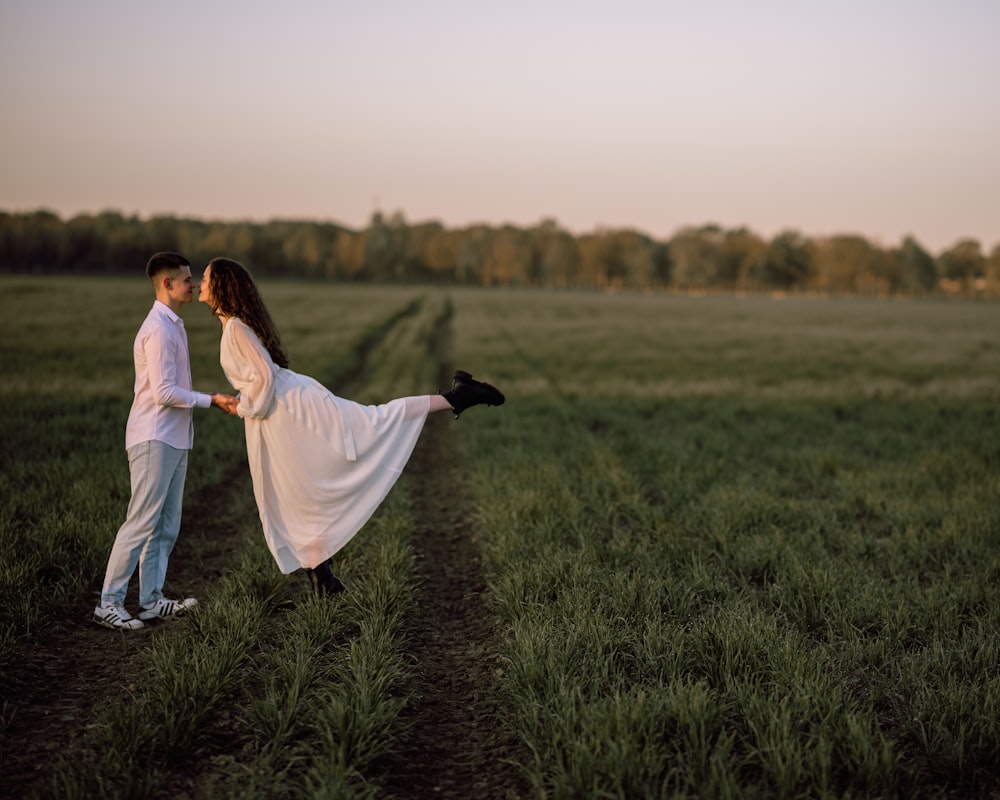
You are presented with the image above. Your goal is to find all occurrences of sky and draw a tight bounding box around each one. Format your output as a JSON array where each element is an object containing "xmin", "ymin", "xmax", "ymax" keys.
[{"xmin": 1, "ymin": 0, "xmax": 998, "ymax": 253}]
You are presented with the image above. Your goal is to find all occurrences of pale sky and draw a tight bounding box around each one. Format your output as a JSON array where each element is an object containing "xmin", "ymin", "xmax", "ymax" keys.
[{"xmin": 2, "ymin": 0, "xmax": 998, "ymax": 253}]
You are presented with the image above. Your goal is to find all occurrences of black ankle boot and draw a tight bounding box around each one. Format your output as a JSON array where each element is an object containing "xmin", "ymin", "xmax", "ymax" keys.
[
  {"xmin": 305, "ymin": 559, "xmax": 345, "ymax": 596},
  {"xmin": 442, "ymin": 370, "xmax": 505, "ymax": 419}
]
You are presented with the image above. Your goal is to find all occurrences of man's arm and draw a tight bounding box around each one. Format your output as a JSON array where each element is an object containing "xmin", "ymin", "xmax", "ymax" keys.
[{"xmin": 143, "ymin": 326, "xmax": 212, "ymax": 409}]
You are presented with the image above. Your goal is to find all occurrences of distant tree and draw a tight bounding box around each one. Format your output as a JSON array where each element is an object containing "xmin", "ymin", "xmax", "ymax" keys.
[
  {"xmin": 62, "ymin": 214, "xmax": 109, "ymax": 271},
  {"xmin": 805, "ymin": 234, "xmax": 886, "ymax": 294},
  {"xmin": 481, "ymin": 225, "xmax": 534, "ymax": 286},
  {"xmin": 759, "ymin": 230, "xmax": 811, "ymax": 290},
  {"xmin": 201, "ymin": 222, "xmax": 243, "ymax": 266},
  {"xmin": 937, "ymin": 239, "xmax": 984, "ymax": 293},
  {"xmin": 983, "ymin": 244, "xmax": 1000, "ymax": 297},
  {"xmin": 175, "ymin": 218, "xmax": 208, "ymax": 264},
  {"xmin": 363, "ymin": 211, "xmax": 409, "ymax": 281},
  {"xmin": 528, "ymin": 219, "xmax": 579, "ymax": 287},
  {"xmin": 455, "ymin": 226, "xmax": 491, "ymax": 285},
  {"xmin": 647, "ymin": 237, "xmax": 672, "ymax": 288},
  {"xmin": 405, "ymin": 221, "xmax": 459, "ymax": 282},
  {"xmin": 330, "ymin": 227, "xmax": 364, "ymax": 280},
  {"xmin": 668, "ymin": 225, "xmax": 724, "ymax": 290},
  {"xmin": 282, "ymin": 224, "xmax": 326, "ymax": 277},
  {"xmin": 146, "ymin": 215, "xmax": 182, "ymax": 257},
  {"xmin": 576, "ymin": 232, "xmax": 609, "ymax": 288},
  {"xmin": 720, "ymin": 227, "xmax": 767, "ymax": 291},
  {"xmin": 427, "ymin": 226, "xmax": 463, "ymax": 281},
  {"xmin": 10, "ymin": 209, "xmax": 64, "ymax": 270},
  {"xmin": 0, "ymin": 212, "xmax": 12, "ymax": 268},
  {"xmin": 894, "ymin": 236, "xmax": 938, "ymax": 293},
  {"xmin": 359, "ymin": 214, "xmax": 385, "ymax": 281},
  {"xmin": 609, "ymin": 229, "xmax": 664, "ymax": 290},
  {"xmin": 577, "ymin": 229, "xmax": 625, "ymax": 289},
  {"xmin": 228, "ymin": 222, "xmax": 259, "ymax": 266},
  {"xmin": 573, "ymin": 228, "xmax": 657, "ymax": 289},
  {"xmin": 105, "ymin": 214, "xmax": 152, "ymax": 272},
  {"xmin": 249, "ymin": 222, "xmax": 287, "ymax": 274}
]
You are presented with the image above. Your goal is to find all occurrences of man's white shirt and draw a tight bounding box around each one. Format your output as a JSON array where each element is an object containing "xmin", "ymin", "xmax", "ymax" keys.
[{"xmin": 125, "ymin": 300, "xmax": 212, "ymax": 450}]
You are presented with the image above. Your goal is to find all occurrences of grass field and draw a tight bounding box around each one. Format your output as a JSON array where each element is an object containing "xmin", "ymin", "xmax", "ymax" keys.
[{"xmin": 1, "ymin": 276, "xmax": 998, "ymax": 798}]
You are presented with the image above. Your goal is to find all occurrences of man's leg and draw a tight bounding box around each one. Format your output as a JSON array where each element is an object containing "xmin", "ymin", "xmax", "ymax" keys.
[
  {"xmin": 136, "ymin": 443, "xmax": 187, "ymax": 609},
  {"xmin": 100, "ymin": 441, "xmax": 174, "ymax": 607}
]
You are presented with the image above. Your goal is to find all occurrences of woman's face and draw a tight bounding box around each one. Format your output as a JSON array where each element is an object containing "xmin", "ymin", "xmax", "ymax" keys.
[{"xmin": 198, "ymin": 264, "xmax": 215, "ymax": 308}]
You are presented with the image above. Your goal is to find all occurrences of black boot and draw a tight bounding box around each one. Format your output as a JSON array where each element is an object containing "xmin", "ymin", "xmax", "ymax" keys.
[
  {"xmin": 442, "ymin": 370, "xmax": 505, "ymax": 419},
  {"xmin": 305, "ymin": 559, "xmax": 345, "ymax": 596}
]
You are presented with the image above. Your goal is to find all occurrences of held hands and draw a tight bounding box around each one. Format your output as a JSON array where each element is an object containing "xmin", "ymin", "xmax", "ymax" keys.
[{"xmin": 210, "ymin": 393, "xmax": 240, "ymax": 416}]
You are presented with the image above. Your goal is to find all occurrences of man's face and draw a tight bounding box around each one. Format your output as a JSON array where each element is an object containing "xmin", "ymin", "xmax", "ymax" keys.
[{"xmin": 165, "ymin": 266, "xmax": 195, "ymax": 304}]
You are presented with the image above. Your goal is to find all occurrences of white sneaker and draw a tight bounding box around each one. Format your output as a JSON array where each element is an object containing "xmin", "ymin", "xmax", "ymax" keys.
[
  {"xmin": 138, "ymin": 597, "xmax": 198, "ymax": 621},
  {"xmin": 93, "ymin": 604, "xmax": 145, "ymax": 630}
]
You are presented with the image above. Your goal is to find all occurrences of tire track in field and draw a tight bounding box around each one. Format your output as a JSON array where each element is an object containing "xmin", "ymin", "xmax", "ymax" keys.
[
  {"xmin": 291, "ymin": 292, "xmax": 528, "ymax": 795},
  {"xmin": 377, "ymin": 308, "xmax": 531, "ymax": 800},
  {"xmin": 294, "ymin": 291, "xmax": 528, "ymax": 795},
  {"xmin": 325, "ymin": 296, "xmax": 423, "ymax": 393}
]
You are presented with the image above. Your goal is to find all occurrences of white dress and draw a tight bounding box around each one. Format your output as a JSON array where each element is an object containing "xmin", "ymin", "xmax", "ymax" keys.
[{"xmin": 219, "ymin": 317, "xmax": 429, "ymax": 573}]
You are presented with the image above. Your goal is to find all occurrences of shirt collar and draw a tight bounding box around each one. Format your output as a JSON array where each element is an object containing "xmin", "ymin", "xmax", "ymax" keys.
[{"xmin": 152, "ymin": 299, "xmax": 183, "ymax": 324}]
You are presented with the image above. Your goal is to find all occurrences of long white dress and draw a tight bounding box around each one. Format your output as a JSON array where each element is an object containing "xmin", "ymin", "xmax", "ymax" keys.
[{"xmin": 219, "ymin": 317, "xmax": 429, "ymax": 573}]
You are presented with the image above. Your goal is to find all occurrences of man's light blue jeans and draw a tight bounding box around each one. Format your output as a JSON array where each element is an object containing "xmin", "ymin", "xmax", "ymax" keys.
[{"xmin": 100, "ymin": 440, "xmax": 188, "ymax": 608}]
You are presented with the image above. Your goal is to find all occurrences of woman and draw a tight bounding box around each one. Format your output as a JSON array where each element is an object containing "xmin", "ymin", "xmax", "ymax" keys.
[{"xmin": 198, "ymin": 257, "xmax": 504, "ymax": 595}]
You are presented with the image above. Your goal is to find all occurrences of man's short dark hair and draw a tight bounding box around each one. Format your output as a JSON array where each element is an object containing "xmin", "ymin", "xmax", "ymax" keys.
[{"xmin": 146, "ymin": 252, "xmax": 191, "ymax": 280}]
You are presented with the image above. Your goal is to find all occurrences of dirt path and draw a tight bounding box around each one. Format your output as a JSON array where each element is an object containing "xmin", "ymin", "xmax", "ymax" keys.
[{"xmin": 377, "ymin": 387, "xmax": 530, "ymax": 800}]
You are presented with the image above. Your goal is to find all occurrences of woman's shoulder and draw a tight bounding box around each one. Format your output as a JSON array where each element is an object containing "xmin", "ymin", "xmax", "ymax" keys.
[
  {"xmin": 222, "ymin": 317, "xmax": 254, "ymax": 337},
  {"xmin": 221, "ymin": 317, "xmax": 261, "ymax": 351}
]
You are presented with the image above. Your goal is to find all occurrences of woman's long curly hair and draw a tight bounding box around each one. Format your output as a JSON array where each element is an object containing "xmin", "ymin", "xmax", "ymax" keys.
[{"xmin": 207, "ymin": 258, "xmax": 289, "ymax": 368}]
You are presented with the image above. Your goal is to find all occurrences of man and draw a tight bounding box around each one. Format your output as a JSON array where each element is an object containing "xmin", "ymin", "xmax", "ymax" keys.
[{"xmin": 94, "ymin": 252, "xmax": 235, "ymax": 630}]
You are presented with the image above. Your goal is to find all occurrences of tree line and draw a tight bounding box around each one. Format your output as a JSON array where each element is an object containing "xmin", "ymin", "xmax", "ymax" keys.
[{"xmin": 2, "ymin": 209, "xmax": 997, "ymax": 297}]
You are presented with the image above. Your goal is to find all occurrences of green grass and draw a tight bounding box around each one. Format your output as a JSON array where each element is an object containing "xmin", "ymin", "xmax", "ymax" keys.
[
  {"xmin": 451, "ymin": 288, "xmax": 1000, "ymax": 798},
  {"xmin": 2, "ymin": 277, "xmax": 999, "ymax": 797}
]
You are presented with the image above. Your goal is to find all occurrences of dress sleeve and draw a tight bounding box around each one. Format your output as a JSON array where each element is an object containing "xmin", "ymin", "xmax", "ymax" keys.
[{"xmin": 229, "ymin": 320, "xmax": 278, "ymax": 419}]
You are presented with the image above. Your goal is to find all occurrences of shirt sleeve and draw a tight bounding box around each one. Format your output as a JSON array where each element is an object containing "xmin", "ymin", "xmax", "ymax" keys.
[
  {"xmin": 143, "ymin": 326, "xmax": 213, "ymax": 409},
  {"xmin": 229, "ymin": 320, "xmax": 278, "ymax": 419}
]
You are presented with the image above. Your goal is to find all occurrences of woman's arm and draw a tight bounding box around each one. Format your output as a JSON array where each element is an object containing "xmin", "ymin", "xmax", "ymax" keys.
[{"xmin": 228, "ymin": 320, "xmax": 278, "ymax": 419}]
